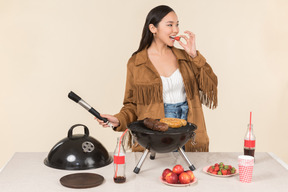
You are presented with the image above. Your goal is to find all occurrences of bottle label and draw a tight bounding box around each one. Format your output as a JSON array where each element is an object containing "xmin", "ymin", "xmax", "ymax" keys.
[
  {"xmin": 244, "ymin": 140, "xmax": 255, "ymax": 148},
  {"xmin": 114, "ymin": 155, "xmax": 125, "ymax": 164}
]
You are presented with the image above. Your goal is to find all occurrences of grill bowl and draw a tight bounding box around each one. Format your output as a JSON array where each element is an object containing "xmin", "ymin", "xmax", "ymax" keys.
[{"xmin": 128, "ymin": 120, "xmax": 197, "ymax": 153}]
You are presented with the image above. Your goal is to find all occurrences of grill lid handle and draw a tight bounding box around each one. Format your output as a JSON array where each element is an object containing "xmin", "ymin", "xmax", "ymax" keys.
[{"xmin": 68, "ymin": 124, "xmax": 89, "ymax": 138}]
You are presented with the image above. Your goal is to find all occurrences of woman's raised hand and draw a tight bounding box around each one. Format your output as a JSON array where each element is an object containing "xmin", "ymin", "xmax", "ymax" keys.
[
  {"xmin": 95, "ymin": 114, "xmax": 120, "ymax": 128},
  {"xmin": 177, "ymin": 30, "xmax": 197, "ymax": 58}
]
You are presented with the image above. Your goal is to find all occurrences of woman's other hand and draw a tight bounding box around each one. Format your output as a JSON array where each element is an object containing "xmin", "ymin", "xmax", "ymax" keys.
[
  {"xmin": 95, "ymin": 114, "xmax": 120, "ymax": 128},
  {"xmin": 177, "ymin": 30, "xmax": 197, "ymax": 58}
]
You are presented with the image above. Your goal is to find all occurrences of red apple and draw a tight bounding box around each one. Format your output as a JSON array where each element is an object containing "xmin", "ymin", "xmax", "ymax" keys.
[
  {"xmin": 162, "ymin": 168, "xmax": 172, "ymax": 180},
  {"xmin": 178, "ymin": 172, "xmax": 191, "ymax": 184},
  {"xmin": 172, "ymin": 164, "xmax": 184, "ymax": 175},
  {"xmin": 185, "ymin": 170, "xmax": 194, "ymax": 182},
  {"xmin": 165, "ymin": 172, "xmax": 178, "ymax": 184}
]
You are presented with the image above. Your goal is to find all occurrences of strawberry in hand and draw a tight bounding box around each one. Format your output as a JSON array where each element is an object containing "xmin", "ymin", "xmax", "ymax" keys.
[{"xmin": 174, "ymin": 36, "xmax": 181, "ymax": 41}]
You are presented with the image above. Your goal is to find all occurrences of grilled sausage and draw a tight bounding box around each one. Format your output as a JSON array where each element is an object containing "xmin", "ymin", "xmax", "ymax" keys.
[
  {"xmin": 143, "ymin": 118, "xmax": 168, "ymax": 132},
  {"xmin": 143, "ymin": 118, "xmax": 158, "ymax": 129},
  {"xmin": 153, "ymin": 121, "xmax": 169, "ymax": 131},
  {"xmin": 159, "ymin": 118, "xmax": 187, "ymax": 128}
]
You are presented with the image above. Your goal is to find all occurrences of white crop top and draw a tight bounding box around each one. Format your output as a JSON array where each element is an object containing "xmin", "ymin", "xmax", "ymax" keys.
[{"xmin": 160, "ymin": 69, "xmax": 187, "ymax": 104}]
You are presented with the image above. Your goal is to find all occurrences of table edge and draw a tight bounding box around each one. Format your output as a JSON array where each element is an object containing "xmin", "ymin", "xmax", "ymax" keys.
[{"xmin": 268, "ymin": 152, "xmax": 288, "ymax": 170}]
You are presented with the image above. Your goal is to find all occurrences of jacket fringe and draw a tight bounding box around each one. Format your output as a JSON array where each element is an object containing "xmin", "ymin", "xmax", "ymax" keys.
[
  {"xmin": 183, "ymin": 79, "xmax": 194, "ymax": 100},
  {"xmin": 185, "ymin": 140, "xmax": 209, "ymax": 152},
  {"xmin": 199, "ymin": 69, "xmax": 218, "ymax": 109},
  {"xmin": 135, "ymin": 83, "xmax": 162, "ymax": 105},
  {"xmin": 123, "ymin": 130, "xmax": 133, "ymax": 149}
]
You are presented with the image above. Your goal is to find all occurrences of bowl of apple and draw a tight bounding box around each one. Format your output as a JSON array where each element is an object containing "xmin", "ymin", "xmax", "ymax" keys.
[{"xmin": 161, "ymin": 164, "xmax": 197, "ymax": 186}]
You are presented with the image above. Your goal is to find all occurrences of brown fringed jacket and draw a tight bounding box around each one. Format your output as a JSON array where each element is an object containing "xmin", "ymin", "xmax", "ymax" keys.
[{"xmin": 114, "ymin": 46, "xmax": 217, "ymax": 152}]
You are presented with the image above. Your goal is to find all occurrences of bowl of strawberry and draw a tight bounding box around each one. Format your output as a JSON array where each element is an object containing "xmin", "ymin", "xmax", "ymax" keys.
[
  {"xmin": 203, "ymin": 162, "xmax": 238, "ymax": 177},
  {"xmin": 161, "ymin": 164, "xmax": 197, "ymax": 186}
]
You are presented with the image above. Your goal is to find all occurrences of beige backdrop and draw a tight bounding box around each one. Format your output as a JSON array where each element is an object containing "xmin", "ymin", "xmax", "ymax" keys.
[{"xmin": 1, "ymin": 0, "xmax": 288, "ymax": 169}]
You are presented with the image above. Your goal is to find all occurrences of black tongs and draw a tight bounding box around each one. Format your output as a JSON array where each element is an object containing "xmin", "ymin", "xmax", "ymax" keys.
[{"xmin": 68, "ymin": 91, "xmax": 114, "ymax": 128}]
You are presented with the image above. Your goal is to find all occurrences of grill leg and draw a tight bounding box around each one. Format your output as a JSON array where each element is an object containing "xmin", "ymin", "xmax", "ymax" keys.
[
  {"xmin": 133, "ymin": 148, "xmax": 150, "ymax": 174},
  {"xmin": 178, "ymin": 147, "xmax": 196, "ymax": 171},
  {"xmin": 150, "ymin": 151, "xmax": 156, "ymax": 160}
]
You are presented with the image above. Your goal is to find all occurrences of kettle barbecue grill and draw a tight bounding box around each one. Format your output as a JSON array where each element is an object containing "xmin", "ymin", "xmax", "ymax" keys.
[{"xmin": 128, "ymin": 120, "xmax": 197, "ymax": 174}]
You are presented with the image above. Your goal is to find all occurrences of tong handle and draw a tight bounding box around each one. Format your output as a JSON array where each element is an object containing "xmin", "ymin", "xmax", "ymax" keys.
[
  {"xmin": 68, "ymin": 91, "xmax": 109, "ymax": 123},
  {"xmin": 68, "ymin": 91, "xmax": 81, "ymax": 103},
  {"xmin": 89, "ymin": 108, "xmax": 108, "ymax": 123}
]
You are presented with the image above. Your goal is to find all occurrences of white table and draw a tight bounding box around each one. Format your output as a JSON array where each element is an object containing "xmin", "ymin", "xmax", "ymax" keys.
[{"xmin": 0, "ymin": 152, "xmax": 288, "ymax": 191}]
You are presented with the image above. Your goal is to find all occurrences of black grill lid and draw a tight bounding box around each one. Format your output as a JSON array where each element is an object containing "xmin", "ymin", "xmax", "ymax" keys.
[{"xmin": 44, "ymin": 124, "xmax": 112, "ymax": 170}]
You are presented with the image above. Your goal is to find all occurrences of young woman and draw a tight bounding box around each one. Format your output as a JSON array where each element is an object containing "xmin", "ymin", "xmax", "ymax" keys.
[{"xmin": 97, "ymin": 5, "xmax": 218, "ymax": 152}]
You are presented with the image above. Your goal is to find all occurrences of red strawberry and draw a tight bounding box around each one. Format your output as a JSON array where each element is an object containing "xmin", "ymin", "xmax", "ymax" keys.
[
  {"xmin": 214, "ymin": 166, "xmax": 220, "ymax": 172},
  {"xmin": 221, "ymin": 169, "xmax": 228, "ymax": 175},
  {"xmin": 207, "ymin": 166, "xmax": 214, "ymax": 173},
  {"xmin": 212, "ymin": 171, "xmax": 218, "ymax": 175},
  {"xmin": 227, "ymin": 169, "xmax": 231, "ymax": 175},
  {"xmin": 174, "ymin": 36, "xmax": 181, "ymax": 41}
]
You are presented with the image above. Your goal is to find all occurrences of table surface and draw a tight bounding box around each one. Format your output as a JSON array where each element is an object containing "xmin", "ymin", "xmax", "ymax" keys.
[{"xmin": 0, "ymin": 152, "xmax": 288, "ymax": 192}]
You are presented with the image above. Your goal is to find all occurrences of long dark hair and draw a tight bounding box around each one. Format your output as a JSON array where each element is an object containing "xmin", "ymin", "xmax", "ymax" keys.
[{"xmin": 132, "ymin": 5, "xmax": 174, "ymax": 55}]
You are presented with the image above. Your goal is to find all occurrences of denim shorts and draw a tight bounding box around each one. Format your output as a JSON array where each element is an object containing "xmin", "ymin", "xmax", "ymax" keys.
[
  {"xmin": 164, "ymin": 101, "xmax": 188, "ymax": 151},
  {"xmin": 164, "ymin": 101, "xmax": 188, "ymax": 120}
]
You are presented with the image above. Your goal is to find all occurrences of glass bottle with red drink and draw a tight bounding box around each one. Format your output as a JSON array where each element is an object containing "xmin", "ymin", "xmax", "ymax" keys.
[
  {"xmin": 244, "ymin": 123, "xmax": 256, "ymax": 157},
  {"xmin": 113, "ymin": 137, "xmax": 126, "ymax": 183}
]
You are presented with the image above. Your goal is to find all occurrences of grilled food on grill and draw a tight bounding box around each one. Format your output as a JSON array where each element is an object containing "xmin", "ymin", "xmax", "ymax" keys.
[
  {"xmin": 159, "ymin": 118, "xmax": 187, "ymax": 128},
  {"xmin": 143, "ymin": 118, "xmax": 169, "ymax": 132}
]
